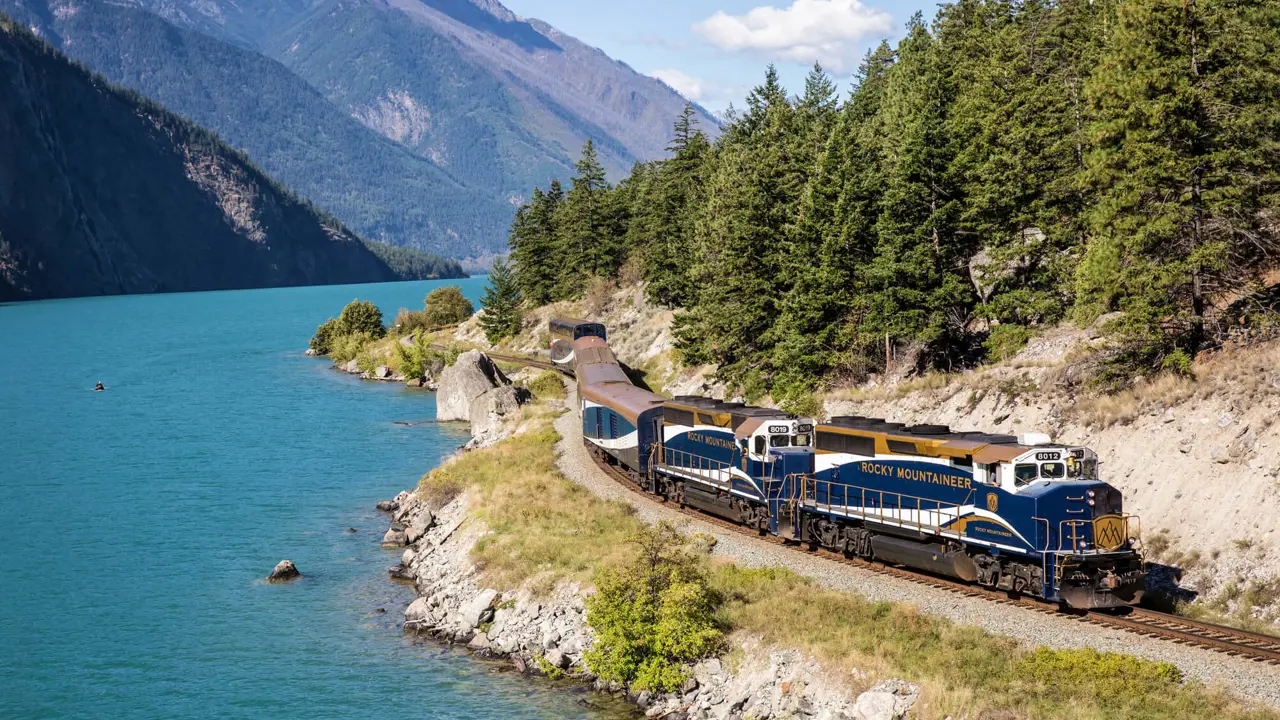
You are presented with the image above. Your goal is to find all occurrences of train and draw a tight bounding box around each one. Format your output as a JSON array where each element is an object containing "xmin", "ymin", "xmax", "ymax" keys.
[{"xmin": 552, "ymin": 319, "xmax": 1146, "ymax": 610}]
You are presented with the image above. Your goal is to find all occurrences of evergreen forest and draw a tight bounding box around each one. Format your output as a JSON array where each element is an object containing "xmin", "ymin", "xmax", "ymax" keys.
[{"xmin": 507, "ymin": 0, "xmax": 1280, "ymax": 402}]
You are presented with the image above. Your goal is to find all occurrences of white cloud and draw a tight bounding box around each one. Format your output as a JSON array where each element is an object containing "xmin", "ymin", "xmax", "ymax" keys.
[
  {"xmin": 693, "ymin": 0, "xmax": 894, "ymax": 73},
  {"xmin": 651, "ymin": 69, "xmax": 706, "ymax": 102}
]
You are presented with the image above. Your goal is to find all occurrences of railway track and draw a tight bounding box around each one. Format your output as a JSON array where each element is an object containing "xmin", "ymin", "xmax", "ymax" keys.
[
  {"xmin": 485, "ymin": 349, "xmax": 1280, "ymax": 667},
  {"xmin": 583, "ymin": 445, "xmax": 1280, "ymax": 667}
]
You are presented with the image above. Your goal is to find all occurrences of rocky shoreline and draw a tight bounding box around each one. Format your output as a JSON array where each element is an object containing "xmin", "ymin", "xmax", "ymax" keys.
[
  {"xmin": 370, "ymin": 350, "xmax": 920, "ymax": 720},
  {"xmin": 376, "ymin": 487, "xmax": 919, "ymax": 720}
]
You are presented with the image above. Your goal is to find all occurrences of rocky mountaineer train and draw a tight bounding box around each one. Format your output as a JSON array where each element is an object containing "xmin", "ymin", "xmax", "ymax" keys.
[{"xmin": 560, "ymin": 319, "xmax": 1145, "ymax": 610}]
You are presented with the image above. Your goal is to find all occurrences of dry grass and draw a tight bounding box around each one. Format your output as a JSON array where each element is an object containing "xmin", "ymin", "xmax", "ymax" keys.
[
  {"xmin": 418, "ymin": 403, "xmax": 643, "ymax": 592},
  {"xmin": 713, "ymin": 564, "xmax": 1275, "ymax": 720},
  {"xmin": 414, "ymin": 399, "xmax": 1275, "ymax": 718}
]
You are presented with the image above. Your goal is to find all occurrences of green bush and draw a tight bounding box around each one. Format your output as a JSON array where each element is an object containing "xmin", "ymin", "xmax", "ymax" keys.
[
  {"xmin": 393, "ymin": 333, "xmax": 451, "ymax": 381},
  {"xmin": 527, "ymin": 370, "xmax": 566, "ymax": 400},
  {"xmin": 338, "ymin": 299, "xmax": 386, "ymax": 338},
  {"xmin": 983, "ymin": 324, "xmax": 1034, "ymax": 362},
  {"xmin": 584, "ymin": 523, "xmax": 722, "ymax": 692},
  {"xmin": 424, "ymin": 286, "xmax": 474, "ymax": 327},
  {"xmin": 393, "ymin": 307, "xmax": 431, "ymax": 336},
  {"xmin": 329, "ymin": 332, "xmax": 372, "ymax": 365},
  {"xmin": 310, "ymin": 318, "xmax": 342, "ymax": 354}
]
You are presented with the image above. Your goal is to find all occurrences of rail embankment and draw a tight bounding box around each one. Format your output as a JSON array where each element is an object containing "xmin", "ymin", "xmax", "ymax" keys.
[
  {"xmin": 455, "ymin": 279, "xmax": 1280, "ymax": 632},
  {"xmin": 371, "ymin": 354, "xmax": 1280, "ymax": 718}
]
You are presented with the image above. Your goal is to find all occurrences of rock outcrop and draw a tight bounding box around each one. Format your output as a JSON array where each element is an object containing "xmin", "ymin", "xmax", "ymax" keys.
[
  {"xmin": 266, "ymin": 560, "xmax": 300, "ymax": 582},
  {"xmin": 383, "ymin": 485, "xmax": 920, "ymax": 720},
  {"xmin": 468, "ymin": 385, "xmax": 533, "ymax": 448},
  {"xmin": 436, "ymin": 350, "xmax": 510, "ymax": 422}
]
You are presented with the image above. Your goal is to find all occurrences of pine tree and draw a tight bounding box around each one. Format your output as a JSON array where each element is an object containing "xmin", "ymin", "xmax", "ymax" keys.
[
  {"xmin": 1077, "ymin": 0, "xmax": 1280, "ymax": 366},
  {"xmin": 479, "ymin": 258, "xmax": 524, "ymax": 344},
  {"xmin": 509, "ymin": 182, "xmax": 565, "ymax": 306},
  {"xmin": 676, "ymin": 69, "xmax": 803, "ymax": 393},
  {"xmin": 772, "ymin": 44, "xmax": 895, "ymax": 387},
  {"xmin": 861, "ymin": 14, "xmax": 972, "ymax": 367},
  {"xmin": 643, "ymin": 105, "xmax": 711, "ymax": 307},
  {"xmin": 557, "ymin": 139, "xmax": 618, "ymax": 292}
]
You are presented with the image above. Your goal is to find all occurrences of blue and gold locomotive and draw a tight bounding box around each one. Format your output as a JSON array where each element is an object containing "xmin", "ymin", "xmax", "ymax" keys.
[{"xmin": 561, "ymin": 319, "xmax": 1144, "ymax": 610}]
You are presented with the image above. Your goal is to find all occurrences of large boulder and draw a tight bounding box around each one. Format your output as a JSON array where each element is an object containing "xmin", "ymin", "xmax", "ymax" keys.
[
  {"xmin": 404, "ymin": 510, "xmax": 435, "ymax": 544},
  {"xmin": 266, "ymin": 560, "xmax": 300, "ymax": 583},
  {"xmin": 468, "ymin": 385, "xmax": 532, "ymax": 443},
  {"xmin": 459, "ymin": 589, "xmax": 499, "ymax": 630},
  {"xmin": 436, "ymin": 351, "xmax": 509, "ymax": 422}
]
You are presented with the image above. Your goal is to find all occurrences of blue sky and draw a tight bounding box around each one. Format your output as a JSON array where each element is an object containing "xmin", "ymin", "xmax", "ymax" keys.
[{"xmin": 502, "ymin": 0, "xmax": 939, "ymax": 113}]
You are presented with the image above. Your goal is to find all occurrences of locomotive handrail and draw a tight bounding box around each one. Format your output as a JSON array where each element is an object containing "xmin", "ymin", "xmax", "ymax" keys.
[
  {"xmin": 786, "ymin": 474, "xmax": 971, "ymax": 539},
  {"xmin": 651, "ymin": 443, "xmax": 754, "ymax": 490}
]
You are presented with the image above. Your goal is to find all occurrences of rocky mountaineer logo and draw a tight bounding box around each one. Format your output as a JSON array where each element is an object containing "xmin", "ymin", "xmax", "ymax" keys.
[
  {"xmin": 687, "ymin": 432, "xmax": 737, "ymax": 451},
  {"xmin": 858, "ymin": 462, "xmax": 972, "ymax": 490},
  {"xmin": 986, "ymin": 493, "xmax": 998, "ymax": 512},
  {"xmin": 1094, "ymin": 515, "xmax": 1126, "ymax": 551}
]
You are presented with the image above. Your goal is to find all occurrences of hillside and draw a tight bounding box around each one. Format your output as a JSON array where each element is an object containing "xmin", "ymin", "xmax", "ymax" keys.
[
  {"xmin": 10, "ymin": 0, "xmax": 719, "ymax": 261},
  {"xmin": 0, "ymin": 17, "xmax": 412, "ymax": 301},
  {"xmin": 2, "ymin": 0, "xmax": 513, "ymax": 260}
]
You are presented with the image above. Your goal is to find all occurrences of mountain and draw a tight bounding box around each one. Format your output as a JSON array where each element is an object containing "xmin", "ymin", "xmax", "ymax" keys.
[
  {"xmin": 8, "ymin": 0, "xmax": 719, "ymax": 260},
  {"xmin": 0, "ymin": 16, "xmax": 458, "ymax": 303},
  {"xmin": 1, "ymin": 0, "xmax": 514, "ymax": 260}
]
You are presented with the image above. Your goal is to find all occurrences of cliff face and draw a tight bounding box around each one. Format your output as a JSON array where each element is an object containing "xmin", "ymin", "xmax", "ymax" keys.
[{"xmin": 0, "ymin": 18, "xmax": 399, "ymax": 302}]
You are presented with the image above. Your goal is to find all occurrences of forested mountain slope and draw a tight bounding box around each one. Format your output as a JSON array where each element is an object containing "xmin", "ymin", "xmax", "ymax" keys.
[
  {"xmin": 2, "ymin": 0, "xmax": 512, "ymax": 259},
  {"xmin": 9, "ymin": 0, "xmax": 717, "ymax": 261},
  {"xmin": 0, "ymin": 17, "xmax": 430, "ymax": 302},
  {"xmin": 507, "ymin": 0, "xmax": 1280, "ymax": 404}
]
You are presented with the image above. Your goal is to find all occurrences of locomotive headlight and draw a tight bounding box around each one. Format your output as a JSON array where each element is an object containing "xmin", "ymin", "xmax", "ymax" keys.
[
  {"xmin": 1087, "ymin": 490, "xmax": 1096, "ymax": 498},
  {"xmin": 1087, "ymin": 498, "xmax": 1096, "ymax": 506}
]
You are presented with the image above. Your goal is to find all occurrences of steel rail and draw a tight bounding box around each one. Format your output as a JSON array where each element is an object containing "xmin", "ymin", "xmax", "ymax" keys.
[
  {"xmin": 482, "ymin": 348, "xmax": 1280, "ymax": 667},
  {"xmin": 583, "ymin": 443, "xmax": 1280, "ymax": 667}
]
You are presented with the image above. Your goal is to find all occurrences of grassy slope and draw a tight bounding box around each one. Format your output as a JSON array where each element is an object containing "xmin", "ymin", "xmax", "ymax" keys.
[{"xmin": 416, "ymin": 397, "xmax": 1275, "ymax": 720}]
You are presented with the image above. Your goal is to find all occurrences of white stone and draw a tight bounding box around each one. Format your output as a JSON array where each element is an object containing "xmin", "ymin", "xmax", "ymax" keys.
[
  {"xmin": 459, "ymin": 588, "xmax": 499, "ymax": 630},
  {"xmin": 436, "ymin": 350, "xmax": 508, "ymax": 422}
]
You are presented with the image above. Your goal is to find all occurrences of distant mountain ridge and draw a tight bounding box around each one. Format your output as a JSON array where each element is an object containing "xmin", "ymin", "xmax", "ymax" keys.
[
  {"xmin": 7, "ymin": 0, "xmax": 719, "ymax": 261},
  {"xmin": 0, "ymin": 16, "xmax": 460, "ymax": 302}
]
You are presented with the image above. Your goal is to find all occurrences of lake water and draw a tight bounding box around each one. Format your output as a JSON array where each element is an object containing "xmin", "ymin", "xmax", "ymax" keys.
[{"xmin": 0, "ymin": 280, "xmax": 633, "ymax": 720}]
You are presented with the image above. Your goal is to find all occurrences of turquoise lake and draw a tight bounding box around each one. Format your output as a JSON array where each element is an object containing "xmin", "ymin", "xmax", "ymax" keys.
[{"xmin": 0, "ymin": 279, "xmax": 633, "ymax": 720}]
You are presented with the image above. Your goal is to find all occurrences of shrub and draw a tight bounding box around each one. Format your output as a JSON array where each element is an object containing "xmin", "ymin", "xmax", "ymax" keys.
[
  {"xmin": 424, "ymin": 286, "xmax": 474, "ymax": 327},
  {"xmin": 310, "ymin": 318, "xmax": 342, "ymax": 354},
  {"xmin": 527, "ymin": 370, "xmax": 566, "ymax": 400},
  {"xmin": 393, "ymin": 307, "xmax": 431, "ymax": 336},
  {"xmin": 983, "ymin": 323, "xmax": 1033, "ymax": 362},
  {"xmin": 584, "ymin": 523, "xmax": 723, "ymax": 692},
  {"xmin": 329, "ymin": 332, "xmax": 372, "ymax": 365},
  {"xmin": 338, "ymin": 299, "xmax": 386, "ymax": 338}
]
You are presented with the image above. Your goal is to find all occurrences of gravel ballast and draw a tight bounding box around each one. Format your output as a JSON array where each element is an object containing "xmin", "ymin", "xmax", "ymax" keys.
[{"xmin": 553, "ymin": 387, "xmax": 1280, "ymax": 708}]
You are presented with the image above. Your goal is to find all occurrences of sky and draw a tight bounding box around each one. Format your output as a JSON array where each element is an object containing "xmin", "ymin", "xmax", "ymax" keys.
[{"xmin": 502, "ymin": 0, "xmax": 940, "ymax": 114}]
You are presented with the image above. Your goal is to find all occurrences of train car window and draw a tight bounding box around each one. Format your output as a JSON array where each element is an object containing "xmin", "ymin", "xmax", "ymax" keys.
[
  {"xmin": 1041, "ymin": 462, "xmax": 1065, "ymax": 479},
  {"xmin": 1014, "ymin": 463, "xmax": 1039, "ymax": 486},
  {"xmin": 951, "ymin": 456, "xmax": 973, "ymax": 468},
  {"xmin": 770, "ymin": 435, "xmax": 790, "ymax": 448},
  {"xmin": 739, "ymin": 439, "xmax": 749, "ymax": 453},
  {"xmin": 754, "ymin": 436, "xmax": 766, "ymax": 455},
  {"xmin": 793, "ymin": 434, "xmax": 811, "ymax": 446},
  {"xmin": 1083, "ymin": 459, "xmax": 1098, "ymax": 479}
]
